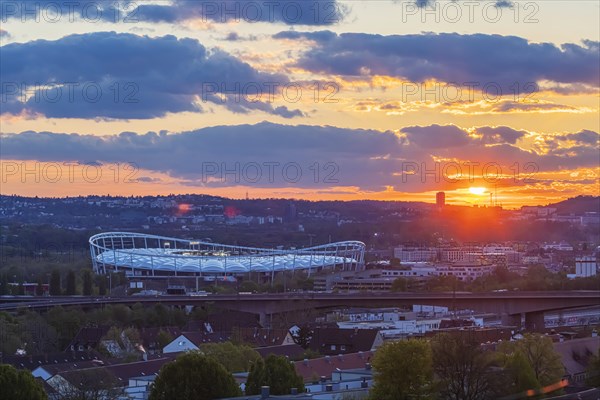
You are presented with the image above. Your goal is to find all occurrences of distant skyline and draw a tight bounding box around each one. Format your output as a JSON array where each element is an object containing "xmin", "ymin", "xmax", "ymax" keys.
[
  {"xmin": 3, "ymin": 192, "xmax": 598, "ymax": 213},
  {"xmin": 1, "ymin": 0, "xmax": 598, "ymax": 208}
]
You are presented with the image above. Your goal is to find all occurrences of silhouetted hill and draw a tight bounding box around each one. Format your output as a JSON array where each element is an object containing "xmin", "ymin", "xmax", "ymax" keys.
[{"xmin": 547, "ymin": 196, "xmax": 600, "ymax": 214}]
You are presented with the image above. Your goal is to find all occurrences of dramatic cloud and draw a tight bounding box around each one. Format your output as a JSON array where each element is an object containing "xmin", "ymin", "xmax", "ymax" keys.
[
  {"xmin": 408, "ymin": 0, "xmax": 513, "ymax": 9},
  {"xmin": 223, "ymin": 32, "xmax": 258, "ymax": 42},
  {"xmin": 0, "ymin": 0, "xmax": 347, "ymax": 25},
  {"xmin": 401, "ymin": 124, "xmax": 472, "ymax": 149},
  {"xmin": 0, "ymin": 32, "xmax": 303, "ymax": 119},
  {"xmin": 495, "ymin": 0, "xmax": 514, "ymax": 8},
  {"xmin": 398, "ymin": 124, "xmax": 600, "ymax": 171},
  {"xmin": 1, "ymin": 123, "xmax": 598, "ymax": 192},
  {"xmin": 274, "ymin": 31, "xmax": 600, "ymax": 93},
  {"xmin": 135, "ymin": 0, "xmax": 348, "ymax": 25},
  {"xmin": 414, "ymin": 0, "xmax": 434, "ymax": 8},
  {"xmin": 1, "ymin": 0, "xmax": 120, "ymax": 22},
  {"xmin": 475, "ymin": 126, "xmax": 527, "ymax": 144},
  {"xmin": 0, "ymin": 123, "xmax": 401, "ymax": 191},
  {"xmin": 350, "ymin": 98, "xmax": 589, "ymax": 116},
  {"xmin": 482, "ymin": 101, "xmax": 585, "ymax": 114},
  {"xmin": 554, "ymin": 129, "xmax": 600, "ymax": 146}
]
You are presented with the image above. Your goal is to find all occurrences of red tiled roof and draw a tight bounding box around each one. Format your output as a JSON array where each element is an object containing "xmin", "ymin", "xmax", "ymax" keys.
[
  {"xmin": 2, "ymin": 350, "xmax": 105, "ymax": 371},
  {"xmin": 180, "ymin": 331, "xmax": 231, "ymax": 347},
  {"xmin": 207, "ymin": 310, "xmax": 261, "ymax": 330},
  {"xmin": 139, "ymin": 327, "xmax": 181, "ymax": 349},
  {"xmin": 107, "ymin": 357, "xmax": 175, "ymax": 381},
  {"xmin": 255, "ymin": 344, "xmax": 305, "ymax": 359},
  {"xmin": 38, "ymin": 359, "xmax": 106, "ymax": 376},
  {"xmin": 294, "ymin": 351, "xmax": 374, "ymax": 382},
  {"xmin": 58, "ymin": 356, "xmax": 176, "ymax": 387},
  {"xmin": 237, "ymin": 327, "xmax": 292, "ymax": 347},
  {"xmin": 554, "ymin": 336, "xmax": 600, "ymax": 376},
  {"xmin": 67, "ymin": 326, "xmax": 110, "ymax": 350},
  {"xmin": 308, "ymin": 328, "xmax": 379, "ymax": 355}
]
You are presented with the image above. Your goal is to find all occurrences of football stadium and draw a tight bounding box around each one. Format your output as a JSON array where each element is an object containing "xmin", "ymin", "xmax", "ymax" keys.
[{"xmin": 89, "ymin": 232, "xmax": 365, "ymax": 278}]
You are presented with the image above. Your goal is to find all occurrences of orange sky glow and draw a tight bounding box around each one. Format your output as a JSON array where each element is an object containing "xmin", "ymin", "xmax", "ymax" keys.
[{"xmin": 0, "ymin": 1, "xmax": 598, "ymax": 207}]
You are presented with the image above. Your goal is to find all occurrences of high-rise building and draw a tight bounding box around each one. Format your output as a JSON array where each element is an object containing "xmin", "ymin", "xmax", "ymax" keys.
[
  {"xmin": 436, "ymin": 192, "xmax": 445, "ymax": 208},
  {"xmin": 284, "ymin": 201, "xmax": 297, "ymax": 222},
  {"xmin": 575, "ymin": 256, "xmax": 597, "ymax": 277}
]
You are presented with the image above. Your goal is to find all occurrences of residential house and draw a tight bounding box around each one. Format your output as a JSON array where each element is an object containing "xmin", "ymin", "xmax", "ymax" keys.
[
  {"xmin": 308, "ymin": 328, "xmax": 383, "ymax": 356},
  {"xmin": 67, "ymin": 326, "xmax": 110, "ymax": 352},
  {"xmin": 555, "ymin": 337, "xmax": 600, "ymax": 385}
]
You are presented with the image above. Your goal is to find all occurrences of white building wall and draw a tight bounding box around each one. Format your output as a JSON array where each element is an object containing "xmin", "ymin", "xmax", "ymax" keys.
[
  {"xmin": 575, "ymin": 257, "xmax": 597, "ymax": 277},
  {"xmin": 162, "ymin": 335, "xmax": 199, "ymax": 354}
]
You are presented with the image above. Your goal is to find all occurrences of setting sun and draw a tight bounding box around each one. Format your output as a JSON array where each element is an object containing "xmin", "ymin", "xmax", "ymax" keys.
[{"xmin": 469, "ymin": 187, "xmax": 487, "ymax": 195}]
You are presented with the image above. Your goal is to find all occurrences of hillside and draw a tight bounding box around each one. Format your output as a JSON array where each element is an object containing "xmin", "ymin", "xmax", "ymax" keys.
[{"xmin": 547, "ymin": 196, "xmax": 600, "ymax": 214}]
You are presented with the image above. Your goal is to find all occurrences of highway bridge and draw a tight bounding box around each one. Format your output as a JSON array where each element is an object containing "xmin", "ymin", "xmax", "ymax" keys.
[{"xmin": 2, "ymin": 291, "xmax": 599, "ymax": 331}]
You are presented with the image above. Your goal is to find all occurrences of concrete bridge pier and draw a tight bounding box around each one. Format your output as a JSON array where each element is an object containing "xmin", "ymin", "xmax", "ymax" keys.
[
  {"xmin": 502, "ymin": 313, "xmax": 522, "ymax": 329},
  {"xmin": 524, "ymin": 311, "xmax": 545, "ymax": 332},
  {"xmin": 258, "ymin": 312, "xmax": 270, "ymax": 328}
]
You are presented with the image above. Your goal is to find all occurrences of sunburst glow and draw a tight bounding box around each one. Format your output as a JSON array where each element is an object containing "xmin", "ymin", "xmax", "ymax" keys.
[{"xmin": 469, "ymin": 187, "xmax": 487, "ymax": 195}]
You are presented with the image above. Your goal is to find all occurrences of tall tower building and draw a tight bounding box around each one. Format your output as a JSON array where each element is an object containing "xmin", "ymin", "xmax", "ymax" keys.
[{"xmin": 436, "ymin": 192, "xmax": 445, "ymax": 209}]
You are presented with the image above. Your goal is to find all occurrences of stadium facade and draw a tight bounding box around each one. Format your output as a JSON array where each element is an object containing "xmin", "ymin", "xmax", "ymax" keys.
[{"xmin": 89, "ymin": 232, "xmax": 365, "ymax": 278}]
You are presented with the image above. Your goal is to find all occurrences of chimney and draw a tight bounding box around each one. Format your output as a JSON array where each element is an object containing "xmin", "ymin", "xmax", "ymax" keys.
[
  {"xmin": 290, "ymin": 388, "xmax": 298, "ymax": 395},
  {"xmin": 303, "ymin": 358, "xmax": 309, "ymax": 366},
  {"xmin": 325, "ymin": 355, "xmax": 331, "ymax": 363},
  {"xmin": 261, "ymin": 386, "xmax": 270, "ymax": 399},
  {"xmin": 320, "ymin": 376, "xmax": 327, "ymax": 383},
  {"xmin": 365, "ymin": 362, "xmax": 371, "ymax": 370},
  {"xmin": 337, "ymin": 354, "xmax": 343, "ymax": 361}
]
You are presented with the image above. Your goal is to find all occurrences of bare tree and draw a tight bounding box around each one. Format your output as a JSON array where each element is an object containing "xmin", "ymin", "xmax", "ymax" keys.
[
  {"xmin": 54, "ymin": 368, "xmax": 123, "ymax": 400},
  {"xmin": 431, "ymin": 332, "xmax": 499, "ymax": 400}
]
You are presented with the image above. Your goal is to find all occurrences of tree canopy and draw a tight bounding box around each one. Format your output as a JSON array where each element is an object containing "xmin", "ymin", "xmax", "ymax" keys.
[
  {"xmin": 498, "ymin": 333, "xmax": 564, "ymax": 391},
  {"xmin": 149, "ymin": 352, "xmax": 240, "ymax": 400},
  {"xmin": 49, "ymin": 269, "xmax": 61, "ymax": 296},
  {"xmin": 82, "ymin": 269, "xmax": 93, "ymax": 296},
  {"xmin": 200, "ymin": 341, "xmax": 261, "ymax": 373},
  {"xmin": 586, "ymin": 347, "xmax": 600, "ymax": 387},
  {"xmin": 0, "ymin": 364, "xmax": 48, "ymax": 400},
  {"xmin": 501, "ymin": 351, "xmax": 540, "ymax": 393},
  {"xmin": 370, "ymin": 339, "xmax": 433, "ymax": 400},
  {"xmin": 246, "ymin": 354, "xmax": 305, "ymax": 396},
  {"xmin": 66, "ymin": 270, "xmax": 77, "ymax": 295},
  {"xmin": 390, "ymin": 277, "xmax": 408, "ymax": 292}
]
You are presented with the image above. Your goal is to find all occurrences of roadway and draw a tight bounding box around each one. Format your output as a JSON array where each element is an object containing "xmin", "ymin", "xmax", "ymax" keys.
[
  {"xmin": 546, "ymin": 388, "xmax": 600, "ymax": 400},
  {"xmin": 1, "ymin": 291, "xmax": 599, "ymax": 318}
]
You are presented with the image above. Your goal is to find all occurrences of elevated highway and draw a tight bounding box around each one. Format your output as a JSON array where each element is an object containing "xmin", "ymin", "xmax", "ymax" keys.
[{"xmin": 3, "ymin": 291, "xmax": 599, "ymax": 331}]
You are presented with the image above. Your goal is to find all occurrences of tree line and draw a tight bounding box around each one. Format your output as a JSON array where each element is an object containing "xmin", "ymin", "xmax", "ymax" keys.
[
  {"xmin": 371, "ymin": 333, "xmax": 573, "ymax": 400},
  {"xmin": 2, "ymin": 335, "xmax": 600, "ymax": 400},
  {"xmin": 391, "ymin": 264, "xmax": 600, "ymax": 293}
]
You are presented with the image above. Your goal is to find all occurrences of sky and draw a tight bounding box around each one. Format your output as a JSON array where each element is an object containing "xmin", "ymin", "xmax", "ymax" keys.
[{"xmin": 0, "ymin": 0, "xmax": 598, "ymax": 208}]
